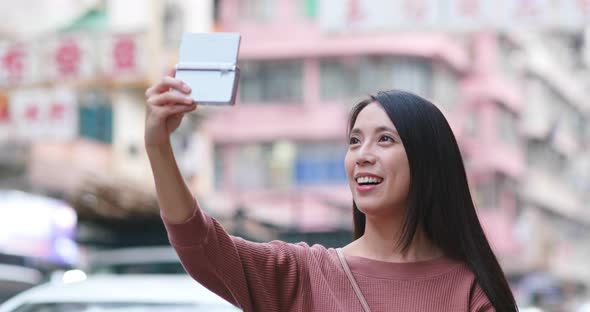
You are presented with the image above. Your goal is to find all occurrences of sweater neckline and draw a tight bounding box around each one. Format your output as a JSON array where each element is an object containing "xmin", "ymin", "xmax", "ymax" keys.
[{"xmin": 331, "ymin": 249, "xmax": 463, "ymax": 280}]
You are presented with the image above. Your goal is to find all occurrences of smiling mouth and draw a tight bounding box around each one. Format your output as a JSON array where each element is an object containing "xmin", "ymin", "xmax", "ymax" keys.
[{"xmin": 355, "ymin": 176, "xmax": 383, "ymax": 186}]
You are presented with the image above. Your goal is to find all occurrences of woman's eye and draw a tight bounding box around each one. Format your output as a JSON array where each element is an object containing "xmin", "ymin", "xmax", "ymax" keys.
[
  {"xmin": 349, "ymin": 137, "xmax": 360, "ymax": 145},
  {"xmin": 379, "ymin": 135, "xmax": 394, "ymax": 143}
]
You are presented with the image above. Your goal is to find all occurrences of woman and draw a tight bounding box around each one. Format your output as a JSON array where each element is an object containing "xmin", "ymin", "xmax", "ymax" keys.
[{"xmin": 144, "ymin": 70, "xmax": 518, "ymax": 312}]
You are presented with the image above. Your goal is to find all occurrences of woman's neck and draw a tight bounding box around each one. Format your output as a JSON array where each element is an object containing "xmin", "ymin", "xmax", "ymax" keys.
[{"xmin": 344, "ymin": 215, "xmax": 443, "ymax": 263}]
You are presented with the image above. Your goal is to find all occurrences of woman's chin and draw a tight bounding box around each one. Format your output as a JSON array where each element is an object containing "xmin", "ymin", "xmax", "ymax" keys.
[
  {"xmin": 356, "ymin": 202, "xmax": 387, "ymax": 216},
  {"xmin": 356, "ymin": 199, "xmax": 403, "ymax": 218}
]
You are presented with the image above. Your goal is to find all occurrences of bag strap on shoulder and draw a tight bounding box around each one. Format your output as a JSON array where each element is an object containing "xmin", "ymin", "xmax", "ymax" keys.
[{"xmin": 336, "ymin": 248, "xmax": 372, "ymax": 312}]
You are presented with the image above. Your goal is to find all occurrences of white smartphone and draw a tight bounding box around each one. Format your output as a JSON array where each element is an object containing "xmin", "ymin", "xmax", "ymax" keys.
[{"xmin": 175, "ymin": 32, "xmax": 241, "ymax": 105}]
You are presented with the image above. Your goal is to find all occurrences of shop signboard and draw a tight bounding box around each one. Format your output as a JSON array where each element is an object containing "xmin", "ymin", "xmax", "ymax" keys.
[
  {"xmin": 0, "ymin": 32, "xmax": 146, "ymax": 88},
  {"xmin": 9, "ymin": 88, "xmax": 78, "ymax": 141}
]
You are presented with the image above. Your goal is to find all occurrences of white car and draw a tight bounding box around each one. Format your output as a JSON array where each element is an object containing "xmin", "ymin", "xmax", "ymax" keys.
[
  {"xmin": 577, "ymin": 302, "xmax": 590, "ymax": 312},
  {"xmin": 0, "ymin": 264, "xmax": 43, "ymax": 303},
  {"xmin": 0, "ymin": 274, "xmax": 241, "ymax": 312},
  {"xmin": 85, "ymin": 246, "xmax": 185, "ymax": 275}
]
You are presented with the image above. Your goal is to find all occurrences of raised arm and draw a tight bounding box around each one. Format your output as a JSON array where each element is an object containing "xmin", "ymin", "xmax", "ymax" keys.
[
  {"xmin": 144, "ymin": 69, "xmax": 197, "ymax": 224},
  {"xmin": 143, "ymin": 70, "xmax": 308, "ymax": 311}
]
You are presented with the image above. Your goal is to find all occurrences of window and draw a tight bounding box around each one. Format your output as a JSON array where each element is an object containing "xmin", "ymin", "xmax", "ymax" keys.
[
  {"xmin": 496, "ymin": 105, "xmax": 519, "ymax": 146},
  {"xmin": 474, "ymin": 179, "xmax": 499, "ymax": 210},
  {"xmin": 521, "ymin": 78, "xmax": 552, "ymax": 136},
  {"xmin": 433, "ymin": 64, "xmax": 458, "ymax": 110},
  {"xmin": 391, "ymin": 59, "xmax": 433, "ymax": 97},
  {"xmin": 473, "ymin": 174, "xmax": 515, "ymax": 210},
  {"xmin": 563, "ymin": 155, "xmax": 590, "ymax": 194},
  {"xmin": 320, "ymin": 59, "xmax": 360, "ymax": 100},
  {"xmin": 319, "ymin": 56, "xmax": 391, "ymax": 101},
  {"xmin": 544, "ymin": 82, "xmax": 585, "ymax": 146},
  {"xmin": 319, "ymin": 57, "xmax": 432, "ymax": 101},
  {"xmin": 497, "ymin": 36, "xmax": 518, "ymax": 80},
  {"xmin": 295, "ymin": 142, "xmax": 346, "ymax": 185},
  {"xmin": 358, "ymin": 56, "xmax": 392, "ymax": 94},
  {"xmin": 239, "ymin": 0, "xmax": 273, "ymax": 21},
  {"xmin": 215, "ymin": 142, "xmax": 348, "ymax": 190},
  {"xmin": 465, "ymin": 110, "xmax": 479, "ymax": 137},
  {"xmin": 563, "ymin": 104, "xmax": 585, "ymax": 144},
  {"xmin": 268, "ymin": 140, "xmax": 297, "ymax": 188},
  {"xmin": 545, "ymin": 83, "xmax": 566, "ymax": 118},
  {"xmin": 527, "ymin": 140, "xmax": 566, "ymax": 175},
  {"xmin": 232, "ymin": 144, "xmax": 272, "ymax": 190},
  {"xmin": 220, "ymin": 142, "xmax": 297, "ymax": 191},
  {"xmin": 240, "ymin": 60, "xmax": 303, "ymax": 103},
  {"xmin": 545, "ymin": 31, "xmax": 585, "ymax": 71},
  {"xmin": 78, "ymin": 90, "xmax": 112, "ymax": 143}
]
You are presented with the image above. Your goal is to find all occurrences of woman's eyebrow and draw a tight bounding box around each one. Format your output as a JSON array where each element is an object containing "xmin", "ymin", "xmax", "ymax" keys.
[
  {"xmin": 350, "ymin": 128, "xmax": 362, "ymax": 135},
  {"xmin": 375, "ymin": 126, "xmax": 398, "ymax": 134},
  {"xmin": 349, "ymin": 126, "xmax": 399, "ymax": 136}
]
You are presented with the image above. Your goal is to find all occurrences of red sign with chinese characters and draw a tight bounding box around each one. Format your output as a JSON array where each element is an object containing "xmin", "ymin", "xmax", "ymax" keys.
[
  {"xmin": 24, "ymin": 103, "xmax": 39, "ymax": 122},
  {"xmin": 49, "ymin": 102, "xmax": 65, "ymax": 121},
  {"xmin": 2, "ymin": 44, "xmax": 26, "ymax": 81},
  {"xmin": 55, "ymin": 39, "xmax": 81, "ymax": 77},
  {"xmin": 113, "ymin": 36, "xmax": 136, "ymax": 72}
]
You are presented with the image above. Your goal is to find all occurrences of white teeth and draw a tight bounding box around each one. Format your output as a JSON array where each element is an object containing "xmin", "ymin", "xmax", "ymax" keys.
[{"xmin": 356, "ymin": 176, "xmax": 383, "ymax": 184}]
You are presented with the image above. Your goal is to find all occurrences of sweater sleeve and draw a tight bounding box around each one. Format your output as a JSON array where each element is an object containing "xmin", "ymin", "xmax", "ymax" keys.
[
  {"xmin": 161, "ymin": 203, "xmax": 307, "ymax": 312},
  {"xmin": 469, "ymin": 283, "xmax": 495, "ymax": 312}
]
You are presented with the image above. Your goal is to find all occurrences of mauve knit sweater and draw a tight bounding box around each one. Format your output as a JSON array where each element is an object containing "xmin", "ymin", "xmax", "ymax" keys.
[{"xmin": 162, "ymin": 205, "xmax": 494, "ymax": 312}]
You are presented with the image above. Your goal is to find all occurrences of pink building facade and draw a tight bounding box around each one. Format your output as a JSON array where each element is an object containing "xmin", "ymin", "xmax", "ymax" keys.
[{"xmin": 204, "ymin": 0, "xmax": 524, "ymax": 267}]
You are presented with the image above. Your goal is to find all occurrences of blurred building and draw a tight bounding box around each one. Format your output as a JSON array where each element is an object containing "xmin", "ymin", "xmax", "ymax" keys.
[
  {"xmin": 0, "ymin": 0, "xmax": 214, "ymax": 249},
  {"xmin": 208, "ymin": 0, "xmax": 590, "ymax": 288},
  {"xmin": 511, "ymin": 30, "xmax": 590, "ymax": 286},
  {"xmin": 203, "ymin": 0, "xmax": 526, "ymax": 256}
]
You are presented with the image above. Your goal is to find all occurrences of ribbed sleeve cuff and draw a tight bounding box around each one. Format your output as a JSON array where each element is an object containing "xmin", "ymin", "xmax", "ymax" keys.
[{"xmin": 161, "ymin": 201, "xmax": 211, "ymax": 248}]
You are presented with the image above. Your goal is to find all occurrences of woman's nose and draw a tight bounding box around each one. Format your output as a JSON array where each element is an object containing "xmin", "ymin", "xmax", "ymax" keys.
[{"xmin": 356, "ymin": 147, "xmax": 376, "ymax": 166}]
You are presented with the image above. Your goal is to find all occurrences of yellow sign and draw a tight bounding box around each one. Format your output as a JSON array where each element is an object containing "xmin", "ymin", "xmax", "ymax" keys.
[{"xmin": 0, "ymin": 92, "xmax": 8, "ymax": 122}]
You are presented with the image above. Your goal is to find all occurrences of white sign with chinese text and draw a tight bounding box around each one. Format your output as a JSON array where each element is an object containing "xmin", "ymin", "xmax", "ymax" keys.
[
  {"xmin": 0, "ymin": 32, "xmax": 146, "ymax": 88},
  {"xmin": 9, "ymin": 88, "xmax": 78, "ymax": 141}
]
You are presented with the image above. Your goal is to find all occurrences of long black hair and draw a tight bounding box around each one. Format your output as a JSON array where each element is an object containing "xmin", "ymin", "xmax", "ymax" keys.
[{"xmin": 348, "ymin": 90, "xmax": 517, "ymax": 311}]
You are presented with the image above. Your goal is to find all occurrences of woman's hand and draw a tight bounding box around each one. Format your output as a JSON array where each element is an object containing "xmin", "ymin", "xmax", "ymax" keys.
[{"xmin": 144, "ymin": 69, "xmax": 196, "ymax": 147}]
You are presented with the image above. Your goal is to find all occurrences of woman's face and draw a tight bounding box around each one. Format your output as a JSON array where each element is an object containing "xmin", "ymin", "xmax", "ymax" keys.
[{"xmin": 345, "ymin": 102, "xmax": 410, "ymax": 217}]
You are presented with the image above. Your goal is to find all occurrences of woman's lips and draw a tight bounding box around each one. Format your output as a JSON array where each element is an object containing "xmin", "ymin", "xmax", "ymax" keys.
[{"xmin": 356, "ymin": 182, "xmax": 382, "ymax": 193}]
